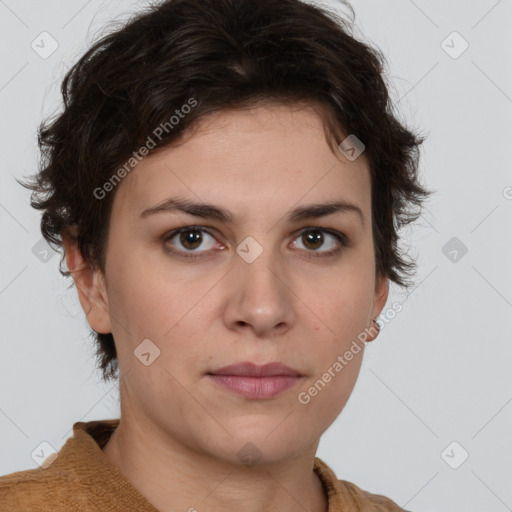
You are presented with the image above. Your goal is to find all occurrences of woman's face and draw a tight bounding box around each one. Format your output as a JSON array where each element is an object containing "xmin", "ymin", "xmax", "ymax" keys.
[{"xmin": 88, "ymin": 102, "xmax": 388, "ymax": 464}]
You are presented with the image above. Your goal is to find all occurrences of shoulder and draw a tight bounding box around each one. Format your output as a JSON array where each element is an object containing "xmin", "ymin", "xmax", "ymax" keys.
[
  {"xmin": 314, "ymin": 457, "xmax": 409, "ymax": 512},
  {"xmin": 338, "ymin": 478, "xmax": 411, "ymax": 512},
  {"xmin": 0, "ymin": 448, "xmax": 76, "ymax": 511}
]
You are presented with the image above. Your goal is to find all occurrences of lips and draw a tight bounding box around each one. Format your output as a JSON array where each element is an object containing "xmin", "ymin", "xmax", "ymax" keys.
[
  {"xmin": 208, "ymin": 361, "xmax": 303, "ymax": 377},
  {"xmin": 207, "ymin": 362, "xmax": 304, "ymax": 399}
]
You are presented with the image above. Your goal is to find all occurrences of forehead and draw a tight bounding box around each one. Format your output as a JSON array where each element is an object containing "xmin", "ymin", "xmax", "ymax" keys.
[{"xmin": 112, "ymin": 103, "xmax": 371, "ymax": 224}]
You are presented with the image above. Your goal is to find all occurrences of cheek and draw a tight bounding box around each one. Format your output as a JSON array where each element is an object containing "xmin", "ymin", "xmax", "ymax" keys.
[
  {"xmin": 308, "ymin": 271, "xmax": 374, "ymax": 339},
  {"xmin": 105, "ymin": 258, "xmax": 176, "ymax": 345},
  {"xmin": 106, "ymin": 258, "xmax": 214, "ymax": 365},
  {"xmin": 302, "ymin": 265, "xmax": 373, "ymax": 419},
  {"xmin": 295, "ymin": 344, "xmax": 364, "ymax": 433}
]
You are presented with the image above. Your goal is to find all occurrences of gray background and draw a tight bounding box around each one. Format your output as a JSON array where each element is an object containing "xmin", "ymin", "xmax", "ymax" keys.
[{"xmin": 1, "ymin": 1, "xmax": 511, "ymax": 510}]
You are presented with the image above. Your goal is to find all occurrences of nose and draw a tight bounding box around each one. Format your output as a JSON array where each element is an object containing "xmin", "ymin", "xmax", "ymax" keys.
[{"xmin": 222, "ymin": 245, "xmax": 296, "ymax": 338}]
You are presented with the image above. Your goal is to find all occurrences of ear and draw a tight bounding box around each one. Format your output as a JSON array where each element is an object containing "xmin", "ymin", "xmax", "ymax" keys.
[
  {"xmin": 366, "ymin": 274, "xmax": 389, "ymax": 341},
  {"xmin": 372, "ymin": 274, "xmax": 389, "ymax": 317},
  {"xmin": 62, "ymin": 233, "xmax": 112, "ymax": 334}
]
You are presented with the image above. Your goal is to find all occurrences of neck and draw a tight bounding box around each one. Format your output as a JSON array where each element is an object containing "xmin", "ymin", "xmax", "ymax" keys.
[{"xmin": 102, "ymin": 412, "xmax": 328, "ymax": 512}]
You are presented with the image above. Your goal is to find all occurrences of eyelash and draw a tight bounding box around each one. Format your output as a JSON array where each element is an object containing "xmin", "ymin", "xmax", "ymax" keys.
[{"xmin": 162, "ymin": 225, "xmax": 349, "ymax": 261}]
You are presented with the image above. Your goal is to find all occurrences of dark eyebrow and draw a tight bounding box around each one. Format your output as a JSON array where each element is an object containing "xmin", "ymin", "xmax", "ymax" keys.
[
  {"xmin": 140, "ymin": 198, "xmax": 234, "ymax": 222},
  {"xmin": 285, "ymin": 200, "xmax": 364, "ymax": 226},
  {"xmin": 139, "ymin": 197, "xmax": 364, "ymax": 227}
]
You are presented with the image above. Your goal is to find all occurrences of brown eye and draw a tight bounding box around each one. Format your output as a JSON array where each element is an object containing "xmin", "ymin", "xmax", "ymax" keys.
[
  {"xmin": 179, "ymin": 229, "xmax": 203, "ymax": 250},
  {"xmin": 302, "ymin": 230, "xmax": 324, "ymax": 250},
  {"xmin": 291, "ymin": 227, "xmax": 347, "ymax": 257},
  {"xmin": 164, "ymin": 227, "xmax": 218, "ymax": 257}
]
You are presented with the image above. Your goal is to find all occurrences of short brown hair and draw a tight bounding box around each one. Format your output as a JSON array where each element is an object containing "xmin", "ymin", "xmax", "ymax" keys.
[{"xmin": 18, "ymin": 0, "xmax": 431, "ymax": 382}]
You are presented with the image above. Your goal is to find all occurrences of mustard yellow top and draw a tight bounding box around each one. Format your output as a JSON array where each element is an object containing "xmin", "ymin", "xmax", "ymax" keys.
[{"xmin": 0, "ymin": 419, "xmax": 408, "ymax": 511}]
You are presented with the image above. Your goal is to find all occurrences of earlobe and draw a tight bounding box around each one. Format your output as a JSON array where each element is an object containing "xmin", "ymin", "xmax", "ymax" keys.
[{"xmin": 62, "ymin": 233, "xmax": 112, "ymax": 334}]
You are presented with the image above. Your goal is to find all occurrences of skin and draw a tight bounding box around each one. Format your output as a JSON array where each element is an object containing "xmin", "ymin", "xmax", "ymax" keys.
[{"xmin": 63, "ymin": 102, "xmax": 389, "ymax": 512}]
